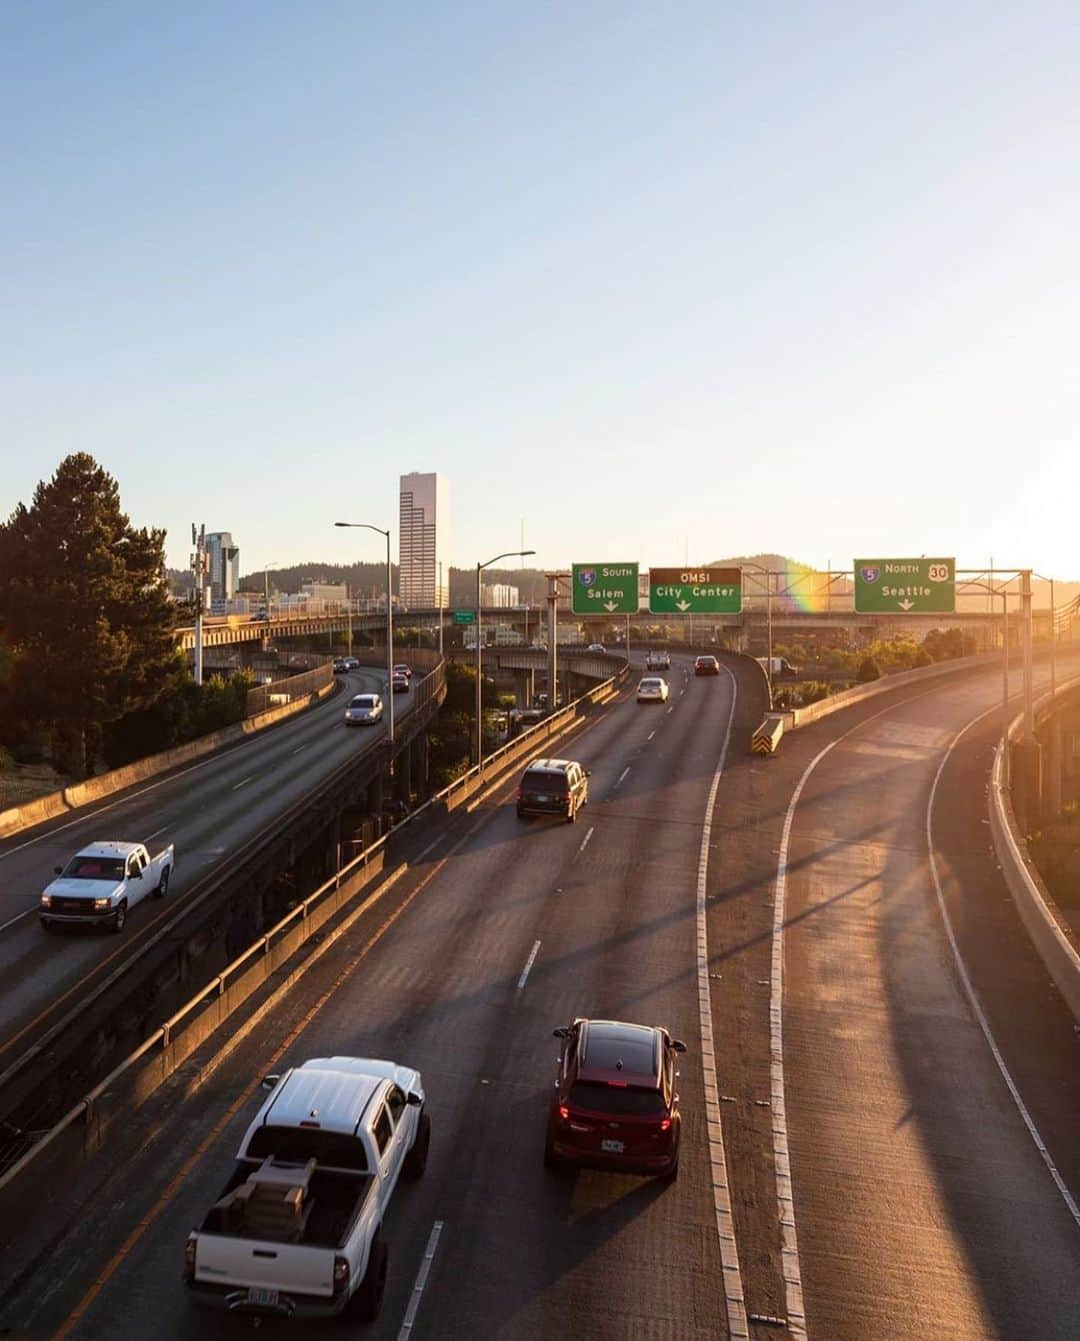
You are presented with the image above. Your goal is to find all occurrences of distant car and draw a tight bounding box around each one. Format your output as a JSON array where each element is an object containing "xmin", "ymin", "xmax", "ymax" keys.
[
  {"xmin": 344, "ymin": 693, "xmax": 383, "ymax": 726},
  {"xmin": 694, "ymin": 655, "xmax": 720, "ymax": 676},
  {"xmin": 586, "ymin": 643, "xmax": 606, "ymax": 654},
  {"xmin": 333, "ymin": 658, "xmax": 349, "ymax": 674},
  {"xmin": 250, "ymin": 612, "xmax": 270, "ymax": 622},
  {"xmin": 393, "ymin": 663, "xmax": 413, "ymax": 681},
  {"xmin": 545, "ymin": 1019, "xmax": 686, "ymax": 1177},
  {"xmin": 391, "ymin": 673, "xmax": 410, "ymax": 694},
  {"xmin": 516, "ymin": 758, "xmax": 589, "ymax": 823},
  {"xmin": 344, "ymin": 656, "xmax": 360, "ymax": 670},
  {"xmin": 636, "ymin": 676, "xmax": 669, "ymax": 704},
  {"xmin": 645, "ymin": 651, "xmax": 671, "ymax": 671}
]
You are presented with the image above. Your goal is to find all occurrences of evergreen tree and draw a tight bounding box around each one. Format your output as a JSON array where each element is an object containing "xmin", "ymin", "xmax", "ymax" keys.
[{"xmin": 0, "ymin": 454, "xmax": 180, "ymax": 778}]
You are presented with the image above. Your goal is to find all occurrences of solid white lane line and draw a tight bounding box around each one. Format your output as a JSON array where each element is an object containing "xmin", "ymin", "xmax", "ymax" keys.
[
  {"xmin": 614, "ymin": 767, "xmax": 630, "ymax": 789},
  {"xmin": 577, "ymin": 826, "xmax": 594, "ymax": 855},
  {"xmin": 517, "ymin": 939, "xmax": 542, "ymax": 990},
  {"xmin": 928, "ymin": 708, "xmax": 1080, "ymax": 1227},
  {"xmin": 0, "ymin": 908, "xmax": 33, "ymax": 933},
  {"xmin": 231, "ymin": 776, "xmax": 255, "ymax": 791},
  {"xmin": 697, "ymin": 665, "xmax": 750, "ymax": 1340},
  {"xmin": 397, "ymin": 1220, "xmax": 444, "ymax": 1339}
]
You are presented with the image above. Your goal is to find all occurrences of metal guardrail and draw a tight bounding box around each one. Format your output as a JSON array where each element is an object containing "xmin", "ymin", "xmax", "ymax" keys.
[
  {"xmin": 246, "ymin": 661, "xmax": 334, "ymax": 717},
  {"xmin": 0, "ymin": 657, "xmax": 621, "ymax": 1196}
]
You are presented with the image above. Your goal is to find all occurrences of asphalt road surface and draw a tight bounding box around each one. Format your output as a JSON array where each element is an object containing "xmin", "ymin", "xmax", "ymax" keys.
[
  {"xmin": 1, "ymin": 652, "xmax": 1078, "ymax": 1341},
  {"xmin": 0, "ymin": 667, "xmax": 411, "ymax": 1059}
]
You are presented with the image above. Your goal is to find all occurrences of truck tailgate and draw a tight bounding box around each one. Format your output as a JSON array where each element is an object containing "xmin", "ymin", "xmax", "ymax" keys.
[{"xmin": 194, "ymin": 1234, "xmax": 335, "ymax": 1298}]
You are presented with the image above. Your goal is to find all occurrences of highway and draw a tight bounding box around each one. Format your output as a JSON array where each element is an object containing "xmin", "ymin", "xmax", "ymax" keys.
[
  {"xmin": 0, "ymin": 667, "xmax": 414, "ymax": 1064},
  {"xmin": 1, "ymin": 653, "xmax": 1078, "ymax": 1339}
]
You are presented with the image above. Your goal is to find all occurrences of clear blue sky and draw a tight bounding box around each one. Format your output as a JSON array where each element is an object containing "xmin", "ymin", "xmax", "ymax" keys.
[{"xmin": 4, "ymin": 2, "xmax": 1078, "ymax": 578}]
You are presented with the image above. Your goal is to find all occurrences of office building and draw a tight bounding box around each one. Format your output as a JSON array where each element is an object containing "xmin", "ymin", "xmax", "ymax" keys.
[
  {"xmin": 399, "ymin": 472, "xmax": 450, "ymax": 609},
  {"xmin": 482, "ymin": 583, "xmax": 520, "ymax": 608},
  {"xmin": 206, "ymin": 532, "xmax": 240, "ymax": 604}
]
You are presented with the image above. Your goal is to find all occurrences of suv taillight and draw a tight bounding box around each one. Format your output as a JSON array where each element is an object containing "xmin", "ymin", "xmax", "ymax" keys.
[
  {"xmin": 184, "ymin": 1237, "xmax": 197, "ymax": 1282},
  {"xmin": 333, "ymin": 1255, "xmax": 350, "ymax": 1295}
]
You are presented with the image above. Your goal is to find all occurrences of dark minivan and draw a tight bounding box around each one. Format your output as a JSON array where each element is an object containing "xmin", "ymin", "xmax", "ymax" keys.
[{"xmin": 516, "ymin": 759, "xmax": 590, "ymax": 823}]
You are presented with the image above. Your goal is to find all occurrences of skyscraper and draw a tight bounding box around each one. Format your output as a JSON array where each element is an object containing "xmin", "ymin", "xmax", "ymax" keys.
[
  {"xmin": 206, "ymin": 532, "xmax": 240, "ymax": 604},
  {"xmin": 398, "ymin": 473, "xmax": 450, "ymax": 609}
]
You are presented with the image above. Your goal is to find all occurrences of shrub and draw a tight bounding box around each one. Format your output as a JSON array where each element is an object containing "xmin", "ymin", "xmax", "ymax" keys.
[
  {"xmin": 856, "ymin": 657, "xmax": 882, "ymax": 683},
  {"xmin": 0, "ymin": 745, "xmax": 13, "ymax": 772}
]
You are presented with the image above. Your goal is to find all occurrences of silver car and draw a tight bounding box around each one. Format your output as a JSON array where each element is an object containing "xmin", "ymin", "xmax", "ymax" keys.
[{"xmin": 344, "ymin": 693, "xmax": 384, "ymax": 726}]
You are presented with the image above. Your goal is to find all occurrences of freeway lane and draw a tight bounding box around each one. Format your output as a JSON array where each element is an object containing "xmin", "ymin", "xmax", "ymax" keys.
[
  {"xmin": 0, "ymin": 654, "xmax": 766, "ymax": 1340},
  {"xmin": 0, "ymin": 667, "xmax": 416, "ymax": 1059},
  {"xmin": 778, "ymin": 657, "xmax": 1080, "ymax": 1340}
]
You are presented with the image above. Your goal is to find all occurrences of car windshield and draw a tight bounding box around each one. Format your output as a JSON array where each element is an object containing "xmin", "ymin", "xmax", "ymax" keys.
[
  {"xmin": 351, "ymin": 696, "xmax": 377, "ymax": 708},
  {"xmin": 62, "ymin": 857, "xmax": 126, "ymax": 880},
  {"xmin": 521, "ymin": 772, "xmax": 568, "ymax": 793},
  {"xmin": 569, "ymin": 1082, "xmax": 665, "ymax": 1116}
]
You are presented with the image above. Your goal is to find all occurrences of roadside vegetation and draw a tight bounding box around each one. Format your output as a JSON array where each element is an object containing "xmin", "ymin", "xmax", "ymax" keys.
[
  {"xmin": 1028, "ymin": 801, "xmax": 1080, "ymax": 916},
  {"xmin": 0, "ymin": 454, "xmax": 257, "ymax": 797}
]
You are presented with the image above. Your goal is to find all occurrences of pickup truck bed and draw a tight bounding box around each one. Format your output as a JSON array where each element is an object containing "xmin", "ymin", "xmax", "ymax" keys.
[{"xmin": 201, "ymin": 1161, "xmax": 372, "ymax": 1250}]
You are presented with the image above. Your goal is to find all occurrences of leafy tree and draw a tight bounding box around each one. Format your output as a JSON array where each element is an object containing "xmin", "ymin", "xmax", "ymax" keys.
[
  {"xmin": 922, "ymin": 627, "xmax": 976, "ymax": 661},
  {"xmin": 0, "ymin": 454, "xmax": 180, "ymax": 778},
  {"xmin": 856, "ymin": 657, "xmax": 882, "ymax": 683}
]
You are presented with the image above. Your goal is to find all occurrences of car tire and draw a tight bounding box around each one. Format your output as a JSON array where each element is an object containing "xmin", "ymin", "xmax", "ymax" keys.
[
  {"xmin": 348, "ymin": 1236, "xmax": 388, "ymax": 1322},
  {"xmin": 155, "ymin": 867, "xmax": 170, "ymax": 899},
  {"xmin": 40, "ymin": 919, "xmax": 57, "ymax": 933},
  {"xmin": 111, "ymin": 900, "xmax": 127, "ymax": 934},
  {"xmin": 566, "ymin": 805, "xmax": 576, "ymax": 824},
  {"xmin": 661, "ymin": 1144, "xmax": 680, "ymax": 1181},
  {"xmin": 402, "ymin": 1112, "xmax": 431, "ymax": 1180},
  {"xmin": 543, "ymin": 1134, "xmax": 562, "ymax": 1169}
]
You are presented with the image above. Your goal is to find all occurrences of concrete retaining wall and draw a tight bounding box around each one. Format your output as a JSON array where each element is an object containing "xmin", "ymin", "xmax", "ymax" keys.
[
  {"xmin": 989, "ymin": 676, "xmax": 1080, "ymax": 1025},
  {"xmin": 0, "ymin": 680, "xmax": 336, "ymax": 841},
  {"xmin": 791, "ymin": 652, "xmax": 1003, "ymax": 728}
]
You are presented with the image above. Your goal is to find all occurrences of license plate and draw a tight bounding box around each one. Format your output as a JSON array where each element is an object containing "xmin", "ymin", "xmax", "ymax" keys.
[
  {"xmin": 533, "ymin": 795, "xmax": 549, "ymax": 803},
  {"xmin": 601, "ymin": 1139, "xmax": 624, "ymax": 1153},
  {"xmin": 247, "ymin": 1287, "xmax": 281, "ymax": 1308}
]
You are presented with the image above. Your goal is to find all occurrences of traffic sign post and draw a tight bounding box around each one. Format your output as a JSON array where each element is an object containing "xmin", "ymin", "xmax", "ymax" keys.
[
  {"xmin": 853, "ymin": 558, "xmax": 955, "ymax": 613},
  {"xmin": 571, "ymin": 563, "xmax": 639, "ymax": 615},
  {"xmin": 648, "ymin": 567, "xmax": 742, "ymax": 614},
  {"xmin": 453, "ymin": 610, "xmax": 476, "ymax": 625}
]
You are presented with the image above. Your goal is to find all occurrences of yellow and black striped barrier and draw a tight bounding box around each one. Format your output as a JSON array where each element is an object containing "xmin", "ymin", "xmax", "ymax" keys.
[{"xmin": 752, "ymin": 715, "xmax": 785, "ymax": 757}]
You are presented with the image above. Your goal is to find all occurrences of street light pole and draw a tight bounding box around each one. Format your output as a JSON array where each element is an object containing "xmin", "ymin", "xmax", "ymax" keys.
[
  {"xmin": 335, "ymin": 522, "xmax": 395, "ymax": 759},
  {"xmin": 475, "ymin": 549, "xmax": 535, "ymax": 768}
]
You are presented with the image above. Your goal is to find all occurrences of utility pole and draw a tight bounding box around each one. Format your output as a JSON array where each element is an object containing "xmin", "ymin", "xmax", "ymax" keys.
[
  {"xmin": 547, "ymin": 574, "xmax": 560, "ymax": 712},
  {"xmin": 190, "ymin": 524, "xmax": 208, "ymax": 685}
]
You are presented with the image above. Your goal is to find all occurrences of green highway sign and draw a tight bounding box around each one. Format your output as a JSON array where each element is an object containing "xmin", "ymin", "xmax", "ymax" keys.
[
  {"xmin": 453, "ymin": 610, "xmax": 476, "ymax": 625},
  {"xmin": 853, "ymin": 557, "xmax": 955, "ymax": 613},
  {"xmin": 648, "ymin": 567, "xmax": 742, "ymax": 614},
  {"xmin": 571, "ymin": 563, "xmax": 639, "ymax": 615}
]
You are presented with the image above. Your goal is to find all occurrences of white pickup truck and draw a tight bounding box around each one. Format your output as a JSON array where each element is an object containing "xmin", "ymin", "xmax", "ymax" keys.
[
  {"xmin": 186, "ymin": 1056, "xmax": 431, "ymax": 1324},
  {"xmin": 40, "ymin": 840, "xmax": 175, "ymax": 933}
]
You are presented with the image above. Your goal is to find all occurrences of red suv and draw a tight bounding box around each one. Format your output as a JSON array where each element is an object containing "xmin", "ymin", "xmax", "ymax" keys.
[{"xmin": 544, "ymin": 1019, "xmax": 686, "ymax": 1178}]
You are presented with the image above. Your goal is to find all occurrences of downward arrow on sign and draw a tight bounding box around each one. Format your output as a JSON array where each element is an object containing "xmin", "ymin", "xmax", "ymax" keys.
[
  {"xmin": 604, "ymin": 601, "xmax": 618, "ymax": 612},
  {"xmin": 898, "ymin": 599, "xmax": 914, "ymax": 611},
  {"xmin": 676, "ymin": 599, "xmax": 691, "ymax": 612}
]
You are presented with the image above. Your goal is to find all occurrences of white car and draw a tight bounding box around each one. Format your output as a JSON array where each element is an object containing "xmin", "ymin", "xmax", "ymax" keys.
[
  {"xmin": 586, "ymin": 643, "xmax": 606, "ymax": 654},
  {"xmin": 636, "ymin": 676, "xmax": 669, "ymax": 703},
  {"xmin": 645, "ymin": 651, "xmax": 671, "ymax": 671},
  {"xmin": 344, "ymin": 693, "xmax": 384, "ymax": 726}
]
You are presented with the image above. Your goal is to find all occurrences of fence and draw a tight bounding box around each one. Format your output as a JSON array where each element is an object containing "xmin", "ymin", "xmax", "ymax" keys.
[{"xmin": 246, "ymin": 660, "xmax": 334, "ymax": 717}]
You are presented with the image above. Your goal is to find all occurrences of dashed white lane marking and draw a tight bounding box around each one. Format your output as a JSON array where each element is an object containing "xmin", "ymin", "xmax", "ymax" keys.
[
  {"xmin": 577, "ymin": 826, "xmax": 594, "ymax": 855},
  {"xmin": 144, "ymin": 825, "xmax": 169, "ymax": 842},
  {"xmin": 0, "ymin": 908, "xmax": 33, "ymax": 933},
  {"xmin": 613, "ymin": 767, "xmax": 630, "ymax": 789},
  {"xmin": 666, "ymin": 705, "xmax": 674, "ymax": 714},
  {"xmin": 517, "ymin": 939, "xmax": 542, "ymax": 990},
  {"xmin": 696, "ymin": 664, "xmax": 749, "ymax": 1340},
  {"xmin": 928, "ymin": 707, "xmax": 1080, "ymax": 1228},
  {"xmin": 647, "ymin": 729, "xmax": 656, "ymax": 741},
  {"xmin": 291, "ymin": 743, "xmax": 308, "ymax": 754},
  {"xmin": 231, "ymin": 776, "xmax": 255, "ymax": 791},
  {"xmin": 397, "ymin": 1219, "xmax": 444, "ymax": 1339}
]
